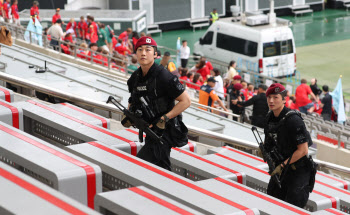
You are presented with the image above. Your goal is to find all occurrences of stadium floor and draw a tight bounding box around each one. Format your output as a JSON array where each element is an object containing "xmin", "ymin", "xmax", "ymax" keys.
[{"xmin": 152, "ymin": 9, "xmax": 350, "ymax": 97}]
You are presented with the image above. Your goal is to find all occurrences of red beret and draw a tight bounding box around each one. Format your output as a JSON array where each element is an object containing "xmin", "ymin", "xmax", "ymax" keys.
[
  {"xmin": 266, "ymin": 83, "xmax": 286, "ymax": 97},
  {"xmin": 234, "ymin": 83, "xmax": 243, "ymax": 91},
  {"xmin": 233, "ymin": 75, "xmax": 242, "ymax": 80},
  {"xmin": 135, "ymin": 36, "xmax": 157, "ymax": 51}
]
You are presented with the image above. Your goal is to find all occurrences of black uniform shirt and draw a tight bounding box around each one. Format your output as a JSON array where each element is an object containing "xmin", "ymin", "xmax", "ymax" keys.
[
  {"xmin": 238, "ymin": 93, "xmax": 269, "ymax": 117},
  {"xmin": 127, "ymin": 63, "xmax": 185, "ymax": 104},
  {"xmin": 321, "ymin": 92, "xmax": 332, "ymax": 115},
  {"xmin": 266, "ymin": 107, "xmax": 309, "ymax": 161}
]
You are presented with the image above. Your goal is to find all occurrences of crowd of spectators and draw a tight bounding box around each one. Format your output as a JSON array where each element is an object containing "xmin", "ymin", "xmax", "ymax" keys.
[{"xmin": 0, "ymin": 0, "xmax": 20, "ymax": 25}]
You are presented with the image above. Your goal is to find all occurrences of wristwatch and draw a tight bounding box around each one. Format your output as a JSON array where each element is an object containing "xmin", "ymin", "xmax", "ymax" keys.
[{"xmin": 162, "ymin": 114, "xmax": 170, "ymax": 123}]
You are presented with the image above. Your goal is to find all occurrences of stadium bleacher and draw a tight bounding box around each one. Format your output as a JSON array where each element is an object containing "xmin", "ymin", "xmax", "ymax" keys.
[{"xmin": 1, "ymin": 17, "xmax": 350, "ymax": 215}]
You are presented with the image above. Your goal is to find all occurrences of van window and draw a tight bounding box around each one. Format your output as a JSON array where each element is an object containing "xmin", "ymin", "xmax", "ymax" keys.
[
  {"xmin": 216, "ymin": 33, "xmax": 257, "ymax": 57},
  {"xmin": 202, "ymin": 31, "xmax": 214, "ymax": 45},
  {"xmin": 263, "ymin": 40, "xmax": 294, "ymax": 57}
]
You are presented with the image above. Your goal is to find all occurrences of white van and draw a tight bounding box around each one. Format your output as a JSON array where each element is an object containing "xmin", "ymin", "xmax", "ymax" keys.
[{"xmin": 193, "ymin": 17, "xmax": 296, "ymax": 77}]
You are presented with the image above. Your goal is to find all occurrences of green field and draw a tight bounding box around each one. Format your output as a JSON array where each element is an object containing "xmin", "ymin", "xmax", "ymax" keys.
[{"xmin": 152, "ymin": 9, "xmax": 350, "ymax": 98}]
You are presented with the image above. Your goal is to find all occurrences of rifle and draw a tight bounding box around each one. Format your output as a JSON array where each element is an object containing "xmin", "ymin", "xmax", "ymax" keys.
[
  {"xmin": 251, "ymin": 126, "xmax": 282, "ymax": 189},
  {"xmin": 107, "ymin": 96, "xmax": 163, "ymax": 145}
]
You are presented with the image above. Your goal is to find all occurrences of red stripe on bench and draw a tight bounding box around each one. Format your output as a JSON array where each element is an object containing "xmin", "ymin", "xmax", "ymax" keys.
[
  {"xmin": 187, "ymin": 142, "xmax": 194, "ymax": 152},
  {"xmin": 316, "ymin": 180, "xmax": 350, "ymax": 195},
  {"xmin": 0, "ymin": 101, "xmax": 19, "ymax": 129},
  {"xmin": 60, "ymin": 103, "xmax": 108, "ymax": 128},
  {"xmin": 129, "ymin": 187, "xmax": 194, "ymax": 215},
  {"xmin": 325, "ymin": 208, "xmax": 345, "ymax": 215},
  {"xmin": 215, "ymin": 177, "xmax": 310, "ymax": 215},
  {"xmin": 125, "ymin": 129, "xmax": 194, "ymax": 152},
  {"xmin": 215, "ymin": 153, "xmax": 269, "ymax": 175},
  {"xmin": 317, "ymin": 172, "xmax": 348, "ymax": 190},
  {"xmin": 173, "ymin": 148, "xmax": 243, "ymax": 184},
  {"xmin": 223, "ymin": 146, "xmax": 265, "ymax": 162},
  {"xmin": 223, "ymin": 146, "xmax": 348, "ymax": 190},
  {"xmin": 0, "ymin": 124, "xmax": 96, "ymax": 209},
  {"xmin": 88, "ymin": 141, "xmax": 255, "ymax": 215},
  {"xmin": 313, "ymin": 190, "xmax": 337, "ymax": 209},
  {"xmin": 0, "ymin": 88, "xmax": 11, "ymax": 102},
  {"xmin": 216, "ymin": 153, "xmax": 338, "ymax": 208},
  {"xmin": 27, "ymin": 100, "xmax": 137, "ymax": 156},
  {"xmin": 317, "ymin": 134, "xmax": 344, "ymax": 148},
  {"xmin": 0, "ymin": 167, "xmax": 88, "ymax": 215}
]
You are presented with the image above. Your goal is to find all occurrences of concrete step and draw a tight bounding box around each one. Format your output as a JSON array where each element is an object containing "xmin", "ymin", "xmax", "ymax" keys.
[
  {"xmin": 147, "ymin": 24, "xmax": 159, "ymax": 31},
  {"xmin": 293, "ymin": 9, "xmax": 313, "ymax": 15},
  {"xmin": 190, "ymin": 23, "xmax": 209, "ymax": 28},
  {"xmin": 190, "ymin": 18, "xmax": 209, "ymax": 24},
  {"xmin": 147, "ymin": 29, "xmax": 162, "ymax": 35},
  {"xmin": 291, "ymin": 4, "xmax": 310, "ymax": 10}
]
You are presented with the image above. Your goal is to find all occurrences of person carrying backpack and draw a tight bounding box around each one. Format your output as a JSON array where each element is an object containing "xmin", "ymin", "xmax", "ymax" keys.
[{"xmin": 263, "ymin": 83, "xmax": 317, "ymax": 208}]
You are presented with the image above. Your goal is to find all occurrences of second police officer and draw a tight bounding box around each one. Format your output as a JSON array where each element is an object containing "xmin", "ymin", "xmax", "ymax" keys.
[
  {"xmin": 264, "ymin": 83, "xmax": 317, "ymax": 208},
  {"xmin": 123, "ymin": 36, "xmax": 191, "ymax": 171}
]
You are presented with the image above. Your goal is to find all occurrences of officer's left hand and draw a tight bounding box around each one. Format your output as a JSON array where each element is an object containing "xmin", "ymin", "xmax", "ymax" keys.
[
  {"xmin": 270, "ymin": 164, "xmax": 283, "ymax": 177},
  {"xmin": 150, "ymin": 117, "xmax": 166, "ymax": 130}
]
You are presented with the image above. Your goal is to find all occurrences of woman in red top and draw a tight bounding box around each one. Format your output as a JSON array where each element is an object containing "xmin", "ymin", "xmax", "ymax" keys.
[
  {"xmin": 30, "ymin": 1, "xmax": 40, "ymax": 20},
  {"xmin": 191, "ymin": 73, "xmax": 203, "ymax": 90},
  {"xmin": 11, "ymin": 0, "xmax": 20, "ymax": 26},
  {"xmin": 66, "ymin": 18, "xmax": 77, "ymax": 38},
  {"xmin": 192, "ymin": 59, "xmax": 210, "ymax": 81}
]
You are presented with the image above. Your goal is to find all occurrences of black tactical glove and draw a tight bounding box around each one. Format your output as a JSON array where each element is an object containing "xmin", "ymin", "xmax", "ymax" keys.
[{"xmin": 121, "ymin": 114, "xmax": 133, "ymax": 128}]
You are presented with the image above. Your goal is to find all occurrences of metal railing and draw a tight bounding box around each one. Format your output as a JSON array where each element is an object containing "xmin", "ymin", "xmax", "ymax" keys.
[
  {"xmin": 0, "ymin": 71, "xmax": 349, "ymax": 178},
  {"xmin": 0, "ymin": 21, "xmax": 138, "ymax": 75}
]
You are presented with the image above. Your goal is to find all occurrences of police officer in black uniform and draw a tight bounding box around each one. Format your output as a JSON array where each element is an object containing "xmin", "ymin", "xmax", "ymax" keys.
[
  {"xmin": 234, "ymin": 84, "xmax": 269, "ymax": 128},
  {"xmin": 123, "ymin": 36, "xmax": 191, "ymax": 171},
  {"xmin": 264, "ymin": 83, "xmax": 316, "ymax": 208}
]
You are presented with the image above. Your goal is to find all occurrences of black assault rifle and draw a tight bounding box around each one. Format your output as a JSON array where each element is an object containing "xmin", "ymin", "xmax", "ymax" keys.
[
  {"xmin": 107, "ymin": 96, "xmax": 163, "ymax": 145},
  {"xmin": 251, "ymin": 126, "xmax": 282, "ymax": 189}
]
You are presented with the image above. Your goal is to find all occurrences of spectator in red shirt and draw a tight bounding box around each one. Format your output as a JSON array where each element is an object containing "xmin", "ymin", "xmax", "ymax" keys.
[
  {"xmin": 52, "ymin": 8, "xmax": 61, "ymax": 24},
  {"xmin": 191, "ymin": 59, "xmax": 210, "ymax": 81},
  {"xmin": 289, "ymin": 96, "xmax": 298, "ymax": 110},
  {"xmin": 295, "ymin": 79, "xmax": 317, "ymax": 114},
  {"xmin": 200, "ymin": 56, "xmax": 213, "ymax": 71},
  {"xmin": 3, "ymin": 0, "xmax": 11, "ymax": 23},
  {"xmin": 86, "ymin": 15, "xmax": 98, "ymax": 44},
  {"xmin": 0, "ymin": 1, "xmax": 3, "ymax": 20},
  {"xmin": 76, "ymin": 43, "xmax": 88, "ymax": 59},
  {"xmin": 114, "ymin": 38, "xmax": 131, "ymax": 55},
  {"xmin": 131, "ymin": 31, "xmax": 139, "ymax": 50},
  {"xmin": 87, "ymin": 43, "xmax": 98, "ymax": 61},
  {"xmin": 118, "ymin": 28, "xmax": 132, "ymax": 49},
  {"xmin": 66, "ymin": 18, "xmax": 77, "ymax": 38},
  {"xmin": 77, "ymin": 16, "xmax": 87, "ymax": 40},
  {"xmin": 63, "ymin": 29, "xmax": 74, "ymax": 44},
  {"xmin": 30, "ymin": 1, "xmax": 40, "ymax": 20},
  {"xmin": 191, "ymin": 73, "xmax": 203, "ymax": 90},
  {"xmin": 11, "ymin": 0, "xmax": 20, "ymax": 25}
]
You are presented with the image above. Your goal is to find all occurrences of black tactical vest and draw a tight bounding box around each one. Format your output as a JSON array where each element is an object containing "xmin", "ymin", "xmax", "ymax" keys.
[{"xmin": 130, "ymin": 67, "xmax": 175, "ymax": 123}]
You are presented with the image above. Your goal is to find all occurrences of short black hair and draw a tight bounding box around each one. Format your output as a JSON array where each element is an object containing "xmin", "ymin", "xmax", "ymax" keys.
[
  {"xmin": 55, "ymin": 19, "xmax": 62, "ymax": 24},
  {"xmin": 322, "ymin": 85, "xmax": 329, "ymax": 92},
  {"xmin": 213, "ymin": 68, "xmax": 220, "ymax": 76},
  {"xmin": 164, "ymin": 51, "xmax": 170, "ymax": 57},
  {"xmin": 182, "ymin": 40, "xmax": 187, "ymax": 43},
  {"xmin": 89, "ymin": 43, "xmax": 98, "ymax": 48},
  {"xmin": 258, "ymin": 84, "xmax": 267, "ymax": 91}
]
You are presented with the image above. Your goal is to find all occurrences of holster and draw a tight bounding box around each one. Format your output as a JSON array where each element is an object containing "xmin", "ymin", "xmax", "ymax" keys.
[{"xmin": 307, "ymin": 156, "xmax": 318, "ymax": 193}]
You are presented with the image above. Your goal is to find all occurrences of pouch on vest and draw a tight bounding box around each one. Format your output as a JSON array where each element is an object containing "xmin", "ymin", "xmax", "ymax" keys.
[
  {"xmin": 168, "ymin": 115, "xmax": 188, "ymax": 147},
  {"xmin": 307, "ymin": 155, "xmax": 318, "ymax": 193}
]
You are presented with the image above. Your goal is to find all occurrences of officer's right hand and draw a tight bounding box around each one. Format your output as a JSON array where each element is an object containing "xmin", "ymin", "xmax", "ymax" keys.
[{"xmin": 121, "ymin": 114, "xmax": 133, "ymax": 128}]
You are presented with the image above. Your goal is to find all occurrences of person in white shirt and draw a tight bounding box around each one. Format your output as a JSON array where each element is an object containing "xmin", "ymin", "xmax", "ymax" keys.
[
  {"xmin": 179, "ymin": 40, "xmax": 190, "ymax": 68},
  {"xmin": 225, "ymin": 60, "xmax": 238, "ymax": 83},
  {"xmin": 212, "ymin": 68, "xmax": 224, "ymax": 100}
]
